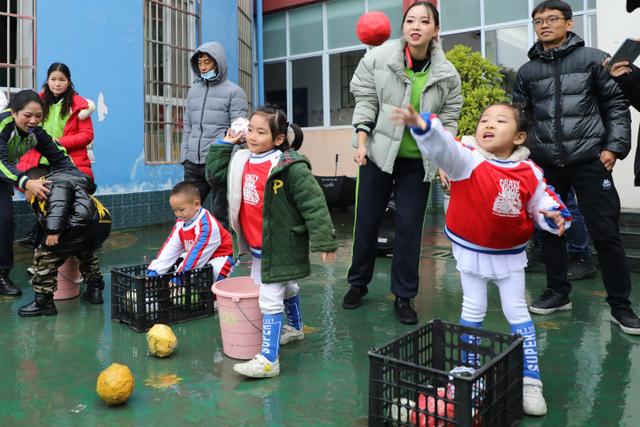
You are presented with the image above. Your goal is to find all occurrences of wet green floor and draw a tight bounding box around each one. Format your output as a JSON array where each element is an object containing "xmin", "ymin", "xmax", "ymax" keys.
[{"xmin": 1, "ymin": 210, "xmax": 640, "ymax": 426}]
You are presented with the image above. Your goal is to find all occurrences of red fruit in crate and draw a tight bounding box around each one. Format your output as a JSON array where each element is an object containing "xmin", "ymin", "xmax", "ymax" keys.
[
  {"xmin": 356, "ymin": 11, "xmax": 391, "ymax": 46},
  {"xmin": 411, "ymin": 393, "xmax": 428, "ymax": 427}
]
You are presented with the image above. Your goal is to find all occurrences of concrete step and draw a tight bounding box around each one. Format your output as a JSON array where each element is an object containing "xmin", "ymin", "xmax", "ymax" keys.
[
  {"xmin": 620, "ymin": 209, "xmax": 640, "ymax": 227},
  {"xmin": 620, "ymin": 225, "xmax": 640, "ymax": 249},
  {"xmin": 626, "ymin": 248, "xmax": 640, "ymax": 273}
]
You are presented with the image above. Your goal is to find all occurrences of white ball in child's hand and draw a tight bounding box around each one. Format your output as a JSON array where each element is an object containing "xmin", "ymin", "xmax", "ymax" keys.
[{"xmin": 231, "ymin": 117, "xmax": 249, "ymax": 137}]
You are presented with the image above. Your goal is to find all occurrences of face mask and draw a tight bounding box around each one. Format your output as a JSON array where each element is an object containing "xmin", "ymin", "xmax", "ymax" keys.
[{"xmin": 201, "ymin": 69, "xmax": 217, "ymax": 80}]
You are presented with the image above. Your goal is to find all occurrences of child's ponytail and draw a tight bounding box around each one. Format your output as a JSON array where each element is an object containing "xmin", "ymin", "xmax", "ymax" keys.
[{"xmin": 288, "ymin": 122, "xmax": 304, "ymax": 151}]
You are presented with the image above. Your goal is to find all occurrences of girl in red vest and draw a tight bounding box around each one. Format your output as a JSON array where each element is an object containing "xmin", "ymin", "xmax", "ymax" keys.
[
  {"xmin": 18, "ymin": 63, "xmax": 95, "ymax": 181},
  {"xmin": 395, "ymin": 103, "xmax": 573, "ymax": 417}
]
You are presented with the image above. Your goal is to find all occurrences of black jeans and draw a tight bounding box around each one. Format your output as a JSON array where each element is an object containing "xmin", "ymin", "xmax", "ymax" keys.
[
  {"xmin": 540, "ymin": 159, "xmax": 631, "ymax": 307},
  {"xmin": 183, "ymin": 160, "xmax": 229, "ymax": 229},
  {"xmin": 0, "ymin": 181, "xmax": 14, "ymax": 270},
  {"xmin": 347, "ymin": 157, "xmax": 430, "ymax": 299}
]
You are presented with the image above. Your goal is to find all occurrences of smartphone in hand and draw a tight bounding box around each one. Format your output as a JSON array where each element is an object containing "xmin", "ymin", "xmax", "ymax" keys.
[{"xmin": 609, "ymin": 38, "xmax": 640, "ymax": 66}]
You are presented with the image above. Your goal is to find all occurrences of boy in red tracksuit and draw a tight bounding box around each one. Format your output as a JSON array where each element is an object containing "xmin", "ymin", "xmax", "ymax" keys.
[{"xmin": 148, "ymin": 182, "xmax": 234, "ymax": 281}]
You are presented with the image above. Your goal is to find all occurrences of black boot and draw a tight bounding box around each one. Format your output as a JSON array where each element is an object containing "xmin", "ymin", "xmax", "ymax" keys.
[
  {"xmin": 0, "ymin": 270, "xmax": 22, "ymax": 296},
  {"xmin": 18, "ymin": 292, "xmax": 57, "ymax": 317},
  {"xmin": 82, "ymin": 279, "xmax": 104, "ymax": 304}
]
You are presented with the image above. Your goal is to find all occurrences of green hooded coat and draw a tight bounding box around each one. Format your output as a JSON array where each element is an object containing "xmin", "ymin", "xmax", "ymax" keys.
[{"xmin": 206, "ymin": 142, "xmax": 337, "ymax": 283}]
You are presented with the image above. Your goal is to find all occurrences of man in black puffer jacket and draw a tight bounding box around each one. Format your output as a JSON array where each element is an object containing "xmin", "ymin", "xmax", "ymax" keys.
[
  {"xmin": 513, "ymin": 0, "xmax": 640, "ymax": 335},
  {"xmin": 18, "ymin": 168, "xmax": 112, "ymax": 317}
]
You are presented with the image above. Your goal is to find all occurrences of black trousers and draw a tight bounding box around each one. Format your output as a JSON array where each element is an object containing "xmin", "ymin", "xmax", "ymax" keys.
[
  {"xmin": 540, "ymin": 159, "xmax": 631, "ymax": 307},
  {"xmin": 183, "ymin": 160, "xmax": 229, "ymax": 229},
  {"xmin": 347, "ymin": 157, "xmax": 430, "ymax": 299},
  {"xmin": 0, "ymin": 182, "xmax": 14, "ymax": 270}
]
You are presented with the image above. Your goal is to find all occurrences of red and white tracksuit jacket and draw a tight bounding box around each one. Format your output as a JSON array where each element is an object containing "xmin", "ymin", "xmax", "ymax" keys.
[
  {"xmin": 411, "ymin": 115, "xmax": 571, "ymax": 255},
  {"xmin": 148, "ymin": 207, "xmax": 234, "ymax": 278}
]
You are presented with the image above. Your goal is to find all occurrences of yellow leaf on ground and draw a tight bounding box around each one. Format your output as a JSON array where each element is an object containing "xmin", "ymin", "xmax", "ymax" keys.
[
  {"xmin": 303, "ymin": 325, "xmax": 319, "ymax": 334},
  {"xmin": 144, "ymin": 373, "xmax": 183, "ymax": 389},
  {"xmin": 537, "ymin": 321, "xmax": 560, "ymax": 330}
]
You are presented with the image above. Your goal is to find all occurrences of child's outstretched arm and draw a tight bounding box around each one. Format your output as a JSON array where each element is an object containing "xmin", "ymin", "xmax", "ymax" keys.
[
  {"xmin": 392, "ymin": 105, "xmax": 476, "ymax": 181},
  {"xmin": 526, "ymin": 166, "xmax": 572, "ymax": 236},
  {"xmin": 148, "ymin": 224, "xmax": 184, "ymax": 275}
]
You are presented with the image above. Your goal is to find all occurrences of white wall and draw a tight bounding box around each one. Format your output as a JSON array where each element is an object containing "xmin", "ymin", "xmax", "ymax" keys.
[{"xmin": 597, "ymin": 0, "xmax": 640, "ymax": 210}]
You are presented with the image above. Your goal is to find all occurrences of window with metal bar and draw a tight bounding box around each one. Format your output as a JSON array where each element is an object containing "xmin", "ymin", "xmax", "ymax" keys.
[
  {"xmin": 0, "ymin": 0, "xmax": 36, "ymax": 97},
  {"xmin": 238, "ymin": 0, "xmax": 252, "ymax": 112},
  {"xmin": 144, "ymin": 0, "xmax": 200, "ymax": 163}
]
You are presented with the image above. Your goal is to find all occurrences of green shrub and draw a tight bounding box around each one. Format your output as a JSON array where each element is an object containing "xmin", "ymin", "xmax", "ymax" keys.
[{"xmin": 445, "ymin": 45, "xmax": 508, "ymax": 137}]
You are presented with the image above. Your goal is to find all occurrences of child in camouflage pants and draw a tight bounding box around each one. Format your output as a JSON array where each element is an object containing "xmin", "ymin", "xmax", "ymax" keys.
[{"xmin": 18, "ymin": 168, "xmax": 112, "ymax": 317}]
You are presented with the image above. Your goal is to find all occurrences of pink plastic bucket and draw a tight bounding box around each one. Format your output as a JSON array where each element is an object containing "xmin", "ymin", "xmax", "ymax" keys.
[
  {"xmin": 53, "ymin": 257, "xmax": 82, "ymax": 300},
  {"xmin": 211, "ymin": 277, "xmax": 262, "ymax": 360}
]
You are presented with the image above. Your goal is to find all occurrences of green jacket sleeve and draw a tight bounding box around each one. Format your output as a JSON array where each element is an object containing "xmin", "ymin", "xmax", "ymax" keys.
[
  {"xmin": 205, "ymin": 141, "xmax": 234, "ymax": 187},
  {"xmin": 287, "ymin": 162, "xmax": 337, "ymax": 253}
]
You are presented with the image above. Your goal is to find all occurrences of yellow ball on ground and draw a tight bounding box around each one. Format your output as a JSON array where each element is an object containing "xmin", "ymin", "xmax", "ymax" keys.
[
  {"xmin": 146, "ymin": 324, "xmax": 178, "ymax": 358},
  {"xmin": 96, "ymin": 363, "xmax": 135, "ymax": 406}
]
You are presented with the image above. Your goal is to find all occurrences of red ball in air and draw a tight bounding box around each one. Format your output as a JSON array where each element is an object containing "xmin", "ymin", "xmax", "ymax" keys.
[{"xmin": 356, "ymin": 11, "xmax": 391, "ymax": 46}]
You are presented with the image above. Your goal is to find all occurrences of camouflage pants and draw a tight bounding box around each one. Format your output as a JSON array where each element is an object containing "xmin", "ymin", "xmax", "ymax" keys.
[{"xmin": 32, "ymin": 247, "xmax": 104, "ymax": 295}]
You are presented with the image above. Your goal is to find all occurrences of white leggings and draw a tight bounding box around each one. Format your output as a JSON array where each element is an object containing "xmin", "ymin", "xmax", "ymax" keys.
[
  {"xmin": 460, "ymin": 270, "xmax": 531, "ymax": 325},
  {"xmin": 251, "ymin": 257, "xmax": 299, "ymax": 315}
]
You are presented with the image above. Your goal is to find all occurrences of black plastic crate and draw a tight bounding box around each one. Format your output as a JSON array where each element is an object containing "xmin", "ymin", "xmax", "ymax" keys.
[
  {"xmin": 111, "ymin": 264, "xmax": 215, "ymax": 332},
  {"xmin": 369, "ymin": 319, "xmax": 524, "ymax": 426}
]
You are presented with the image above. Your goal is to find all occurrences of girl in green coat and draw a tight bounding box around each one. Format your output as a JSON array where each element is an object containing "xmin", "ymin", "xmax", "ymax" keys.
[{"xmin": 206, "ymin": 106, "xmax": 337, "ymax": 379}]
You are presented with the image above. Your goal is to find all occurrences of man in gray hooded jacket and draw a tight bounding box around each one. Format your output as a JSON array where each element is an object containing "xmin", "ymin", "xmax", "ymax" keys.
[{"xmin": 181, "ymin": 41, "xmax": 247, "ymax": 228}]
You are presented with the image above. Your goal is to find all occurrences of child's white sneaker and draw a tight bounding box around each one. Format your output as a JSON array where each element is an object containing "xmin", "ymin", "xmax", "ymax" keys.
[
  {"xmin": 280, "ymin": 324, "xmax": 304, "ymax": 345},
  {"xmin": 523, "ymin": 377, "xmax": 547, "ymax": 416},
  {"xmin": 233, "ymin": 354, "xmax": 280, "ymax": 378}
]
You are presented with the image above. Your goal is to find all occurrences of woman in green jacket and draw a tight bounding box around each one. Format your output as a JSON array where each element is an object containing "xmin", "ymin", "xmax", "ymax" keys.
[
  {"xmin": 343, "ymin": 1, "xmax": 462, "ymax": 324},
  {"xmin": 0, "ymin": 90, "xmax": 76, "ymax": 296},
  {"xmin": 206, "ymin": 106, "xmax": 337, "ymax": 379}
]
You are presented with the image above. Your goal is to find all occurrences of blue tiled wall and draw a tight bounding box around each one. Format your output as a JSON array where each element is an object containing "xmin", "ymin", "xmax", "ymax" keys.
[{"xmin": 12, "ymin": 189, "xmax": 218, "ymax": 237}]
